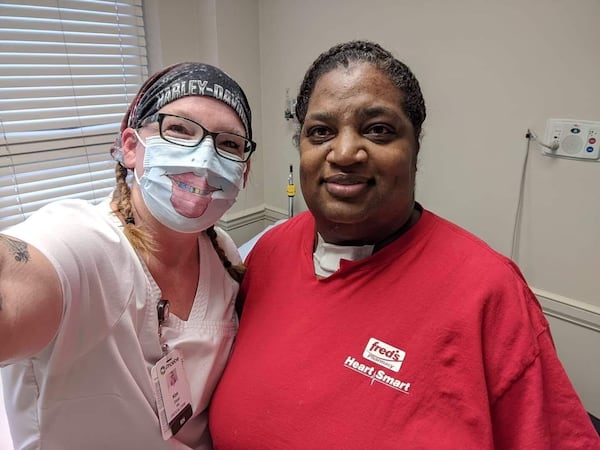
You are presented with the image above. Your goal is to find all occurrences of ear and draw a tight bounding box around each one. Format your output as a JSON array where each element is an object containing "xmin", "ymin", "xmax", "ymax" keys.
[{"xmin": 121, "ymin": 128, "xmax": 140, "ymax": 169}]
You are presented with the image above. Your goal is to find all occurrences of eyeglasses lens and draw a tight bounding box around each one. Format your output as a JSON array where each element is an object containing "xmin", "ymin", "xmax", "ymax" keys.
[
  {"xmin": 160, "ymin": 115, "xmax": 203, "ymax": 146},
  {"xmin": 160, "ymin": 115, "xmax": 250, "ymax": 161}
]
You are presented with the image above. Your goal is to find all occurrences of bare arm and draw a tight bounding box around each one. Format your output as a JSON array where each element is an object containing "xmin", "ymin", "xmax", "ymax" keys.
[{"xmin": 0, "ymin": 234, "xmax": 62, "ymax": 363}]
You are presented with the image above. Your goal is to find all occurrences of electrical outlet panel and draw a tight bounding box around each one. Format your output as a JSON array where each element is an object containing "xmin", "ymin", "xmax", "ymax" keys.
[{"xmin": 543, "ymin": 119, "xmax": 600, "ymax": 160}]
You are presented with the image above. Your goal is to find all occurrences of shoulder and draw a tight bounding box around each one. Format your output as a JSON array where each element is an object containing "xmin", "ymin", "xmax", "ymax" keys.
[
  {"xmin": 427, "ymin": 208, "xmax": 541, "ymax": 309},
  {"xmin": 424, "ymin": 209, "xmax": 499, "ymax": 253},
  {"xmin": 422, "ymin": 209, "xmax": 523, "ymax": 282},
  {"xmin": 5, "ymin": 198, "xmax": 116, "ymax": 233},
  {"xmin": 419, "ymin": 208, "xmax": 547, "ymax": 349},
  {"xmin": 3, "ymin": 198, "xmax": 132, "ymax": 275}
]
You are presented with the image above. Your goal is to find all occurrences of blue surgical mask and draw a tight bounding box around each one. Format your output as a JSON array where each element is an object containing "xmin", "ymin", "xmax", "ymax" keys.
[{"xmin": 133, "ymin": 132, "xmax": 245, "ymax": 233}]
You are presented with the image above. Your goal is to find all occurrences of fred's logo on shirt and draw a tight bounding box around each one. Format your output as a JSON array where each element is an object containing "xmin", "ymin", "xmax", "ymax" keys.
[
  {"xmin": 343, "ymin": 337, "xmax": 412, "ymax": 394},
  {"xmin": 363, "ymin": 338, "xmax": 406, "ymax": 373}
]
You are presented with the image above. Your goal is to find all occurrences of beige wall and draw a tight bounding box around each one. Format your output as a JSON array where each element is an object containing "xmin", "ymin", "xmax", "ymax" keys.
[{"xmin": 145, "ymin": 0, "xmax": 600, "ymax": 415}]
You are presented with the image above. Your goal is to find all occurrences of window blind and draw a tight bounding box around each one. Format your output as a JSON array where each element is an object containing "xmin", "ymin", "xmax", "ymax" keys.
[{"xmin": 0, "ymin": 0, "xmax": 148, "ymax": 230}]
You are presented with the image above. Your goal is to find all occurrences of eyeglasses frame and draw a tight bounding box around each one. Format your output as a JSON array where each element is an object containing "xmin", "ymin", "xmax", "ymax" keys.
[{"xmin": 138, "ymin": 112, "xmax": 256, "ymax": 162}]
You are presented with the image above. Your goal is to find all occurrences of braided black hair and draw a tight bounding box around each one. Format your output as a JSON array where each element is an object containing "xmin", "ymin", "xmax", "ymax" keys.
[{"xmin": 205, "ymin": 226, "xmax": 246, "ymax": 283}]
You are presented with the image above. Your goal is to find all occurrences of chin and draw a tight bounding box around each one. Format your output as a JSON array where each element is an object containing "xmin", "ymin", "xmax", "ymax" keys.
[{"xmin": 318, "ymin": 206, "xmax": 370, "ymax": 226}]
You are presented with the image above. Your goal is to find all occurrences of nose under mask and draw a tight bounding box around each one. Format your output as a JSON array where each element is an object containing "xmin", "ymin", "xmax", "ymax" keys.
[{"xmin": 133, "ymin": 133, "xmax": 245, "ymax": 233}]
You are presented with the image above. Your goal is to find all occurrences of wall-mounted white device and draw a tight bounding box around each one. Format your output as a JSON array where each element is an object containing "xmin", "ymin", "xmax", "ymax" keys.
[
  {"xmin": 543, "ymin": 118, "xmax": 600, "ymax": 160},
  {"xmin": 284, "ymin": 89, "xmax": 296, "ymax": 121}
]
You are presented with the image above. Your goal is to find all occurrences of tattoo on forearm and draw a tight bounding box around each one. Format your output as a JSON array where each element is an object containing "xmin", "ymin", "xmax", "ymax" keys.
[{"xmin": 0, "ymin": 235, "xmax": 30, "ymax": 263}]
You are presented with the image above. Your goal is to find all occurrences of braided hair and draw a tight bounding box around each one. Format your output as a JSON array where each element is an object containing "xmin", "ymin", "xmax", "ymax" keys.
[
  {"xmin": 111, "ymin": 162, "xmax": 157, "ymax": 255},
  {"xmin": 294, "ymin": 40, "xmax": 426, "ymax": 151},
  {"xmin": 205, "ymin": 226, "xmax": 246, "ymax": 283}
]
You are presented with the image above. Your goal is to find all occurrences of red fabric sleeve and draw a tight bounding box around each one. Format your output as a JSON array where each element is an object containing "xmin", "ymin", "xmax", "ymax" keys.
[{"xmin": 492, "ymin": 327, "xmax": 600, "ymax": 449}]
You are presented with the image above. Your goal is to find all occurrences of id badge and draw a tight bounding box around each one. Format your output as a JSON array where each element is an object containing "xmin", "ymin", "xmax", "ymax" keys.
[{"xmin": 150, "ymin": 349, "xmax": 193, "ymax": 440}]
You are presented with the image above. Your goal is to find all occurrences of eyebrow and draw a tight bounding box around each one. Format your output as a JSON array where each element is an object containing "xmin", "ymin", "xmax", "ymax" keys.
[
  {"xmin": 306, "ymin": 106, "xmax": 403, "ymax": 123},
  {"xmin": 357, "ymin": 106, "xmax": 402, "ymax": 121},
  {"xmin": 305, "ymin": 111, "xmax": 335, "ymax": 122}
]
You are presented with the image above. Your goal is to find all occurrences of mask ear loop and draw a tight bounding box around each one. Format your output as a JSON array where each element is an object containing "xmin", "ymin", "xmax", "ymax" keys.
[{"xmin": 133, "ymin": 129, "xmax": 148, "ymax": 148}]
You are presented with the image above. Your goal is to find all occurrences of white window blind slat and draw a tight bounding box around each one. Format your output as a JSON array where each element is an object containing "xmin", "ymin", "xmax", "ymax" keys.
[
  {"xmin": 1, "ymin": 65, "xmax": 147, "ymax": 77},
  {"xmin": 4, "ymin": 0, "xmax": 142, "ymax": 17},
  {"xmin": 6, "ymin": 108, "xmax": 129, "ymax": 126},
  {"xmin": 0, "ymin": 74, "xmax": 146, "ymax": 88},
  {"xmin": 1, "ymin": 16, "xmax": 143, "ymax": 32},
  {"xmin": 0, "ymin": 166, "xmax": 115, "ymax": 198},
  {"xmin": 0, "ymin": 30, "xmax": 146, "ymax": 46},
  {"xmin": 3, "ymin": 113, "xmax": 128, "ymax": 134},
  {"xmin": 3, "ymin": 144, "xmax": 118, "ymax": 172},
  {"xmin": 0, "ymin": 0, "xmax": 147, "ymax": 229},
  {"xmin": 1, "ymin": 41, "xmax": 146, "ymax": 55},
  {"xmin": 3, "ymin": 53, "xmax": 147, "ymax": 65},
  {"xmin": 1, "ymin": 93, "xmax": 139, "ymax": 111},
  {"xmin": 0, "ymin": 127, "xmax": 118, "ymax": 150},
  {"xmin": 0, "ymin": 85, "xmax": 141, "ymax": 100}
]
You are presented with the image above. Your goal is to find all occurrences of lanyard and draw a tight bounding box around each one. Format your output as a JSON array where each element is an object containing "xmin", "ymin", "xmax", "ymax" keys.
[{"xmin": 157, "ymin": 299, "xmax": 170, "ymax": 356}]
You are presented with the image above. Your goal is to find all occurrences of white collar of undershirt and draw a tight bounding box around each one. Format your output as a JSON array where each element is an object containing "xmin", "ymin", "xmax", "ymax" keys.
[{"xmin": 313, "ymin": 233, "xmax": 374, "ymax": 278}]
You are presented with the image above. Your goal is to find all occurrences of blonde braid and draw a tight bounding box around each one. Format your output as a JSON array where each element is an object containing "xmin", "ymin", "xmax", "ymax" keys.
[
  {"xmin": 111, "ymin": 163, "xmax": 157, "ymax": 255},
  {"xmin": 205, "ymin": 226, "xmax": 246, "ymax": 283}
]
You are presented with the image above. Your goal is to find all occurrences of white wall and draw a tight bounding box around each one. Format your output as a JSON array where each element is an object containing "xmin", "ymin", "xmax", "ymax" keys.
[{"xmin": 145, "ymin": 0, "xmax": 600, "ymax": 414}]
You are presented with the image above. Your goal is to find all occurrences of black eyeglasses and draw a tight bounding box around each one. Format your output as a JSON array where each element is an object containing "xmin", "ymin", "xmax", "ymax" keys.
[{"xmin": 139, "ymin": 113, "xmax": 256, "ymax": 162}]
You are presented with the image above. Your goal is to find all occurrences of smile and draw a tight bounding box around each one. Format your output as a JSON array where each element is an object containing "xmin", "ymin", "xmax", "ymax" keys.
[
  {"xmin": 170, "ymin": 178, "xmax": 221, "ymax": 195},
  {"xmin": 323, "ymin": 173, "xmax": 373, "ymax": 185}
]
